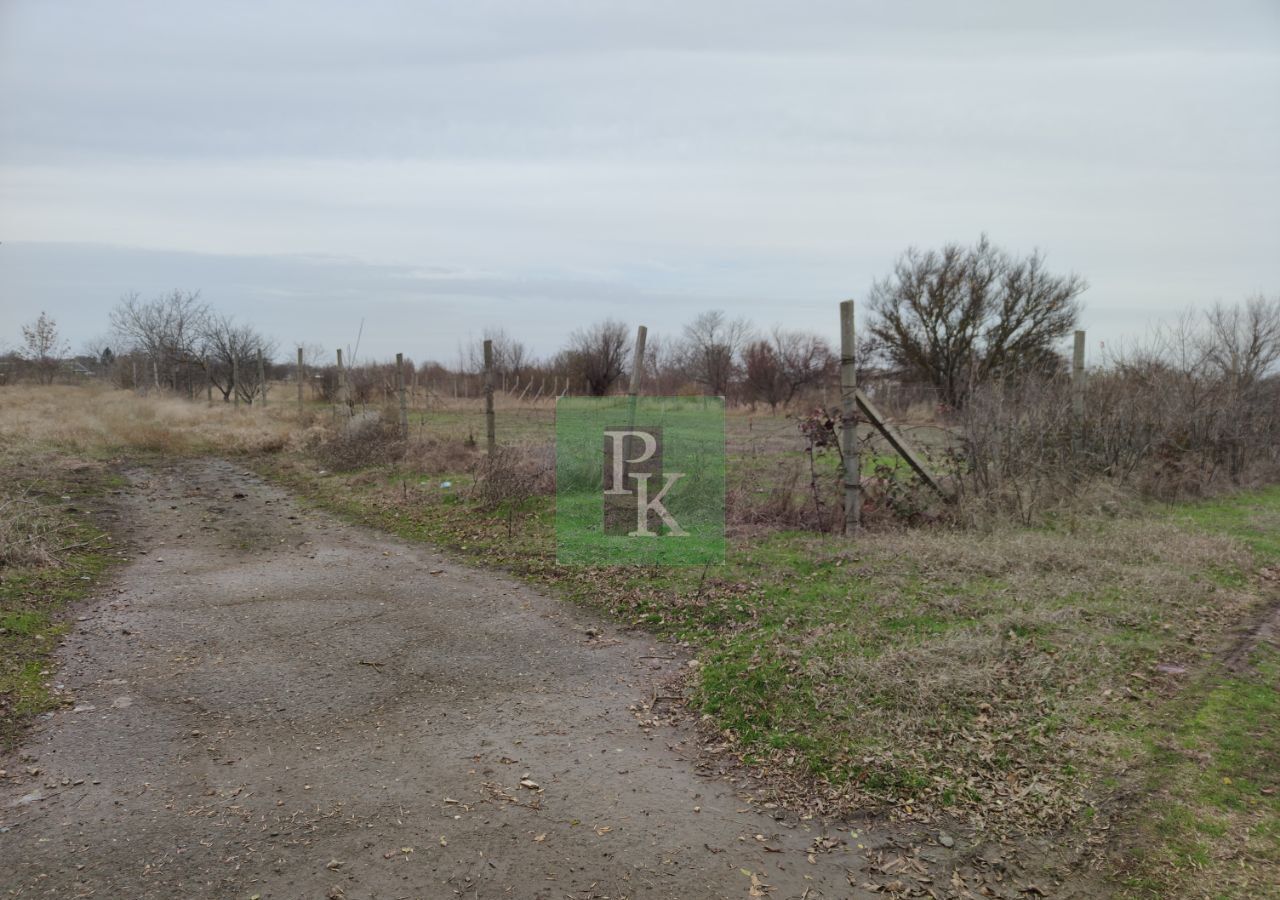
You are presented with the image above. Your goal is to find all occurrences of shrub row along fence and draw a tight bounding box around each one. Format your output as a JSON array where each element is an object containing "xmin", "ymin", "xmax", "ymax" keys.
[{"xmin": 66, "ymin": 296, "xmax": 1277, "ymax": 535}]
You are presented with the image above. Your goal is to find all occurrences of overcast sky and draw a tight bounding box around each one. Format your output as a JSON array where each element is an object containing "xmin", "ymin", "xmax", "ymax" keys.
[{"xmin": 1, "ymin": 0, "xmax": 1277, "ymax": 364}]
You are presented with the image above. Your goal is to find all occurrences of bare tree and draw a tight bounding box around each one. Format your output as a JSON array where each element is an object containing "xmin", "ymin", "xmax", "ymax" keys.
[
  {"xmin": 678, "ymin": 310, "xmax": 753, "ymax": 397},
  {"xmin": 20, "ymin": 311, "xmax": 69, "ymax": 384},
  {"xmin": 772, "ymin": 328, "xmax": 835, "ymax": 406},
  {"xmin": 296, "ymin": 342, "xmax": 328, "ymax": 370},
  {"xmin": 641, "ymin": 333, "xmax": 686, "ymax": 395},
  {"xmin": 867, "ymin": 235, "xmax": 1086, "ymax": 406},
  {"xmin": 489, "ymin": 328, "xmax": 528, "ymax": 379},
  {"xmin": 561, "ymin": 319, "xmax": 630, "ymax": 396},
  {"xmin": 465, "ymin": 328, "xmax": 529, "ymax": 382},
  {"xmin": 1199, "ymin": 295, "xmax": 1280, "ymax": 480},
  {"xmin": 1201, "ymin": 294, "xmax": 1280, "ymax": 387},
  {"xmin": 201, "ymin": 314, "xmax": 277, "ymax": 403},
  {"xmin": 109, "ymin": 290, "xmax": 209, "ymax": 391},
  {"xmin": 742, "ymin": 329, "xmax": 839, "ymax": 412},
  {"xmin": 742, "ymin": 340, "xmax": 786, "ymax": 411}
]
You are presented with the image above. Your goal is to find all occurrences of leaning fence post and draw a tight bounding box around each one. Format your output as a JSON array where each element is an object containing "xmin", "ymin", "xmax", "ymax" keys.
[
  {"xmin": 483, "ymin": 339, "xmax": 496, "ymax": 455},
  {"xmin": 629, "ymin": 325, "xmax": 648, "ymax": 400},
  {"xmin": 297, "ymin": 346, "xmax": 305, "ymax": 416},
  {"xmin": 257, "ymin": 348, "xmax": 267, "ymax": 407},
  {"xmin": 1072, "ymin": 329, "xmax": 1086, "ymax": 455},
  {"xmin": 840, "ymin": 300, "xmax": 861, "ymax": 534},
  {"xmin": 621, "ymin": 325, "xmax": 649, "ymax": 488},
  {"xmin": 396, "ymin": 352, "xmax": 409, "ymax": 439}
]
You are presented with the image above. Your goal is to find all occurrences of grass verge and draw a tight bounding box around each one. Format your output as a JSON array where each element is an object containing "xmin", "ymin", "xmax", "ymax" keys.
[
  {"xmin": 1112, "ymin": 490, "xmax": 1280, "ymax": 898},
  {"xmin": 0, "ymin": 453, "xmax": 121, "ymax": 749}
]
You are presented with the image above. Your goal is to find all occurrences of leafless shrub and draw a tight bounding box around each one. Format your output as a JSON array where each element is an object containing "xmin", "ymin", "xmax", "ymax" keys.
[
  {"xmin": 555, "ymin": 320, "xmax": 631, "ymax": 396},
  {"xmin": 727, "ymin": 463, "xmax": 842, "ymax": 534},
  {"xmin": 312, "ymin": 413, "xmax": 405, "ymax": 471},
  {"xmin": 400, "ymin": 437, "xmax": 477, "ymax": 474},
  {"xmin": 743, "ymin": 408, "xmax": 945, "ymax": 534},
  {"xmin": 469, "ymin": 445, "xmax": 555, "ymax": 535},
  {"xmin": 951, "ymin": 376, "xmax": 1078, "ymax": 525},
  {"xmin": 1089, "ymin": 302, "xmax": 1280, "ymax": 495},
  {"xmin": 950, "ymin": 297, "xmax": 1280, "ymax": 520}
]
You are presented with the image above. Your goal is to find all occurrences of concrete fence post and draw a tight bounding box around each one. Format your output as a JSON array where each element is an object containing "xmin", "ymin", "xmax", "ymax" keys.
[
  {"xmin": 840, "ymin": 300, "xmax": 861, "ymax": 535},
  {"xmin": 257, "ymin": 348, "xmax": 267, "ymax": 407},
  {"xmin": 628, "ymin": 325, "xmax": 648, "ymax": 400},
  {"xmin": 483, "ymin": 339, "xmax": 496, "ymax": 455},
  {"xmin": 396, "ymin": 352, "xmax": 409, "ymax": 439},
  {"xmin": 1072, "ymin": 329, "xmax": 1086, "ymax": 456}
]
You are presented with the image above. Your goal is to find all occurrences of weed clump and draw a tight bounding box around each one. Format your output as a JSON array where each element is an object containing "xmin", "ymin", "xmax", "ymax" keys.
[
  {"xmin": 470, "ymin": 445, "xmax": 554, "ymax": 512},
  {"xmin": 311, "ymin": 414, "xmax": 406, "ymax": 471},
  {"xmin": 0, "ymin": 489, "xmax": 62, "ymax": 568}
]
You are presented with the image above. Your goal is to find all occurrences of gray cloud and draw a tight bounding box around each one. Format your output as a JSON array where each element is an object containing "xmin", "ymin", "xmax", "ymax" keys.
[{"xmin": 1, "ymin": 0, "xmax": 1277, "ymax": 363}]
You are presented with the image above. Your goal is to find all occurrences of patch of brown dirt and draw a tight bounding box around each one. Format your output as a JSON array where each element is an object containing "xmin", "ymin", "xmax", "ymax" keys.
[{"xmin": 1222, "ymin": 567, "xmax": 1280, "ymax": 674}]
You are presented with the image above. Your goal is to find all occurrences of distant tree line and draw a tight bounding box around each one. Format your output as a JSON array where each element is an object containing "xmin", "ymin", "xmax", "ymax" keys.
[{"xmin": 7, "ymin": 237, "xmax": 1276, "ymax": 427}]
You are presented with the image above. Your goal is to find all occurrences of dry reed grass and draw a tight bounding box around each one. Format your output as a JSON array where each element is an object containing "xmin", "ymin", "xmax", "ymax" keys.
[
  {"xmin": 0, "ymin": 384, "xmax": 296, "ymax": 457},
  {"xmin": 0, "ymin": 489, "xmax": 63, "ymax": 568}
]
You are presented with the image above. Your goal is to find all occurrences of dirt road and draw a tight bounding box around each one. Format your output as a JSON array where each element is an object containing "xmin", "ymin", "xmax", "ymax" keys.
[{"xmin": 1, "ymin": 459, "xmax": 890, "ymax": 899}]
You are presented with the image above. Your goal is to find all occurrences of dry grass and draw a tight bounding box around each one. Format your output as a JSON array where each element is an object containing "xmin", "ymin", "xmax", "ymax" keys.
[
  {"xmin": 0, "ymin": 489, "xmax": 64, "ymax": 568},
  {"xmin": 307, "ymin": 412, "xmax": 406, "ymax": 471},
  {"xmin": 682, "ymin": 519, "xmax": 1261, "ymax": 836},
  {"xmin": 0, "ymin": 384, "xmax": 296, "ymax": 457},
  {"xmin": 469, "ymin": 444, "xmax": 555, "ymax": 510},
  {"xmin": 401, "ymin": 435, "xmax": 478, "ymax": 473}
]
